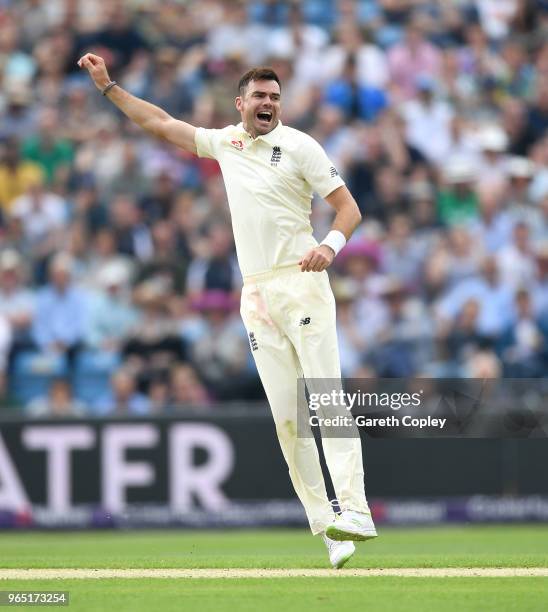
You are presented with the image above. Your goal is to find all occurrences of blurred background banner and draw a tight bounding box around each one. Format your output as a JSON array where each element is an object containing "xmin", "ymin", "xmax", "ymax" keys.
[
  {"xmin": 0, "ymin": 0, "xmax": 547, "ymax": 529},
  {"xmin": 1, "ymin": 411, "xmax": 548, "ymax": 528}
]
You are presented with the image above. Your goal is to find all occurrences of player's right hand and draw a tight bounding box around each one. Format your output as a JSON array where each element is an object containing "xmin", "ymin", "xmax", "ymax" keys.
[{"xmin": 77, "ymin": 53, "xmax": 111, "ymax": 91}]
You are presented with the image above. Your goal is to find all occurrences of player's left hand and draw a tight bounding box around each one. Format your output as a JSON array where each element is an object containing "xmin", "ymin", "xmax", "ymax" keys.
[{"xmin": 299, "ymin": 245, "xmax": 335, "ymax": 272}]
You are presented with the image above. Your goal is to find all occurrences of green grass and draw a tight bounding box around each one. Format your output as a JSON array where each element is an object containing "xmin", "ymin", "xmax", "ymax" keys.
[
  {"xmin": 1, "ymin": 527, "xmax": 548, "ymax": 611},
  {"xmin": 0, "ymin": 525, "xmax": 547, "ymax": 569},
  {"xmin": 1, "ymin": 578, "xmax": 547, "ymax": 612}
]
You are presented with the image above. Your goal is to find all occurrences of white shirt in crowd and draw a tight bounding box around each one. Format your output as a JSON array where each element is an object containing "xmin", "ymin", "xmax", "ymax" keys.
[
  {"xmin": 400, "ymin": 98, "xmax": 454, "ymax": 163},
  {"xmin": 11, "ymin": 191, "xmax": 66, "ymax": 244}
]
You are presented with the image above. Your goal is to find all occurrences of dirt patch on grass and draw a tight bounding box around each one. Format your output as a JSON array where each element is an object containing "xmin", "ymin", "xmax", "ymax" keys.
[{"xmin": 1, "ymin": 568, "xmax": 547, "ymax": 579}]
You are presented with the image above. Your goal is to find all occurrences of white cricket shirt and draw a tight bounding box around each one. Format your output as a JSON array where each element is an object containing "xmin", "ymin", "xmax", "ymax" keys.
[{"xmin": 195, "ymin": 120, "xmax": 344, "ymax": 277}]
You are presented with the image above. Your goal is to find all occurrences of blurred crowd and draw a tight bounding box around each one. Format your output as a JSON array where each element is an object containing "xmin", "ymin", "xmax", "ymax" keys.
[{"xmin": 0, "ymin": 0, "xmax": 547, "ymax": 417}]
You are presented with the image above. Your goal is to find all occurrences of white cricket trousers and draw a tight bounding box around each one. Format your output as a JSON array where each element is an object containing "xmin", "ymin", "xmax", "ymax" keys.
[{"xmin": 240, "ymin": 264, "xmax": 369, "ymax": 535}]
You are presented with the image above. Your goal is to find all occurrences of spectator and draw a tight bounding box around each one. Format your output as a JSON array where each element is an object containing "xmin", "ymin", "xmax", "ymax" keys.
[
  {"xmin": 79, "ymin": 227, "xmax": 135, "ymax": 292},
  {"xmin": 387, "ymin": 17, "xmax": 442, "ymax": 101},
  {"xmin": 437, "ymin": 157, "xmax": 479, "ymax": 226},
  {"xmin": 93, "ymin": 368, "xmax": 150, "ymax": 416},
  {"xmin": 400, "ymin": 76, "xmax": 454, "ymax": 164},
  {"xmin": 135, "ymin": 219, "xmax": 188, "ymax": 293},
  {"xmin": 324, "ymin": 55, "xmax": 388, "ymax": 123},
  {"xmin": 110, "ymin": 193, "xmax": 154, "ymax": 261},
  {"xmin": 148, "ymin": 375, "xmax": 171, "ymax": 414},
  {"xmin": 370, "ymin": 277, "xmax": 433, "ymax": 377},
  {"xmin": 186, "ymin": 222, "xmax": 241, "ymax": 295},
  {"xmin": 496, "ymin": 221, "xmax": 537, "ymax": 289},
  {"xmin": 105, "ymin": 141, "xmax": 150, "ymax": 200},
  {"xmin": 470, "ymin": 180, "xmax": 513, "ymax": 253},
  {"xmin": 505, "ymin": 156, "xmax": 541, "ymax": 229},
  {"xmin": 532, "ymin": 241, "xmax": 548, "ymax": 318},
  {"xmin": 21, "ymin": 107, "xmax": 74, "ymax": 186},
  {"xmin": 141, "ymin": 48, "xmax": 194, "ymax": 119},
  {"xmin": 185, "ymin": 290, "xmax": 251, "ymax": 399},
  {"xmin": 169, "ymin": 363, "xmax": 210, "ymax": 409},
  {"xmin": 476, "ymin": 0, "xmax": 518, "ymax": 40},
  {"xmin": 26, "ymin": 378, "xmax": 85, "ymax": 418},
  {"xmin": 332, "ymin": 277, "xmax": 367, "ymax": 377},
  {"xmin": 0, "ymin": 249, "xmax": 34, "ymax": 351},
  {"xmin": 207, "ymin": 1, "xmax": 269, "ymax": 64},
  {"xmin": 425, "ymin": 225, "xmax": 484, "ymax": 298},
  {"xmin": 382, "ymin": 213, "xmax": 427, "ymax": 290},
  {"xmin": 9, "ymin": 176, "xmax": 67, "ymax": 284},
  {"xmin": 336, "ymin": 242, "xmax": 387, "ymax": 348},
  {"xmin": 0, "ymin": 137, "xmax": 44, "ymax": 216},
  {"xmin": 0, "ymin": 18, "xmax": 36, "ymax": 84},
  {"xmin": 337, "ymin": 240, "xmax": 383, "ymax": 296},
  {"xmin": 527, "ymin": 79, "xmax": 548, "ymax": 140},
  {"xmin": 123, "ymin": 279, "xmax": 187, "ymax": 384},
  {"xmin": 139, "ymin": 170, "xmax": 178, "ymax": 223},
  {"xmin": 463, "ymin": 347, "xmax": 503, "ymax": 378},
  {"xmin": 66, "ymin": 183, "xmax": 108, "ymax": 242},
  {"xmin": 368, "ymin": 164, "xmax": 407, "ymax": 225},
  {"xmin": 61, "ymin": 81, "xmax": 101, "ymax": 146},
  {"xmin": 498, "ymin": 289, "xmax": 548, "ymax": 377},
  {"xmin": 442, "ymin": 299, "xmax": 486, "ymax": 371},
  {"xmin": 309, "ymin": 104, "xmax": 354, "ymax": 176},
  {"xmin": 85, "ymin": 261, "xmax": 138, "ymax": 353},
  {"xmin": 474, "ymin": 125, "xmax": 510, "ymax": 184},
  {"xmin": 73, "ymin": 114, "xmax": 126, "ymax": 192},
  {"xmin": 346, "ymin": 118, "xmax": 423, "ymax": 219},
  {"xmin": 32, "ymin": 252, "xmax": 87, "ymax": 361},
  {"xmin": 322, "ymin": 21, "xmax": 388, "ymax": 89},
  {"xmin": 529, "ymin": 135, "xmax": 548, "ymax": 205},
  {"xmin": 436, "ymin": 256, "xmax": 514, "ymax": 340},
  {"xmin": 0, "ymin": 82, "xmax": 37, "ymax": 140},
  {"xmin": 78, "ymin": 3, "xmax": 149, "ymax": 70},
  {"xmin": 499, "ymin": 38, "xmax": 535, "ymax": 99},
  {"xmin": 502, "ymin": 97, "xmax": 536, "ymax": 157}
]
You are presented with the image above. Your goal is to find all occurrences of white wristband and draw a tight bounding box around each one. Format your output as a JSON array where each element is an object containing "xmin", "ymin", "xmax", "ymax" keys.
[{"xmin": 320, "ymin": 230, "xmax": 347, "ymax": 256}]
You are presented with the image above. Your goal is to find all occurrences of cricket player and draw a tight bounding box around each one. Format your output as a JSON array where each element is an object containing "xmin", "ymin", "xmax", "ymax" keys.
[{"xmin": 78, "ymin": 54, "xmax": 377, "ymax": 568}]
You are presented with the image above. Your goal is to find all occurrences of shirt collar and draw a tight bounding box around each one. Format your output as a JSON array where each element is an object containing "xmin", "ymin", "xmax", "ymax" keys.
[{"xmin": 237, "ymin": 120, "xmax": 283, "ymax": 144}]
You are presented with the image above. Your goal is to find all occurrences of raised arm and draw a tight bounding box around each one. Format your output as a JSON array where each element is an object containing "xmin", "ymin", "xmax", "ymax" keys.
[{"xmin": 78, "ymin": 53, "xmax": 197, "ymax": 154}]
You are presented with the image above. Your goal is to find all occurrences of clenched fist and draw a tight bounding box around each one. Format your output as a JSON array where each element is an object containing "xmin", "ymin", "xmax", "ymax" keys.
[
  {"xmin": 77, "ymin": 53, "xmax": 112, "ymax": 91},
  {"xmin": 299, "ymin": 245, "xmax": 335, "ymax": 272}
]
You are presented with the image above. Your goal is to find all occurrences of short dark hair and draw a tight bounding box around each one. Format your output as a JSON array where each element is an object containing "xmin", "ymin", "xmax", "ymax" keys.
[{"xmin": 238, "ymin": 67, "xmax": 281, "ymax": 96}]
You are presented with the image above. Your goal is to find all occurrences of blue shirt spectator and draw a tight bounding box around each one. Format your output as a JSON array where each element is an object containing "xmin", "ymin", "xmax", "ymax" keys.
[
  {"xmin": 32, "ymin": 253, "xmax": 87, "ymax": 353},
  {"xmin": 92, "ymin": 368, "xmax": 150, "ymax": 416},
  {"xmin": 324, "ymin": 53, "xmax": 388, "ymax": 122},
  {"xmin": 436, "ymin": 257, "xmax": 515, "ymax": 338},
  {"xmin": 85, "ymin": 263, "xmax": 138, "ymax": 352},
  {"xmin": 324, "ymin": 78, "xmax": 387, "ymax": 123}
]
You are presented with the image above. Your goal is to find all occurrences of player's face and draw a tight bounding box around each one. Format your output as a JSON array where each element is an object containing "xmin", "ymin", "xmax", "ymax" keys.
[{"xmin": 236, "ymin": 79, "xmax": 281, "ymax": 138}]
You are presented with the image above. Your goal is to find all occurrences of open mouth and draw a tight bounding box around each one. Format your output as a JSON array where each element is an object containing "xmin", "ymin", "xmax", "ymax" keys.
[{"xmin": 256, "ymin": 111, "xmax": 273, "ymax": 124}]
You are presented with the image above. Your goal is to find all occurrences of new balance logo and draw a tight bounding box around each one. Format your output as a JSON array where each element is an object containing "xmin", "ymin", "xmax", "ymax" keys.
[
  {"xmin": 249, "ymin": 332, "xmax": 258, "ymax": 351},
  {"xmin": 271, "ymin": 146, "xmax": 282, "ymax": 166},
  {"xmin": 330, "ymin": 166, "xmax": 339, "ymax": 177},
  {"xmin": 299, "ymin": 317, "xmax": 311, "ymax": 326}
]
